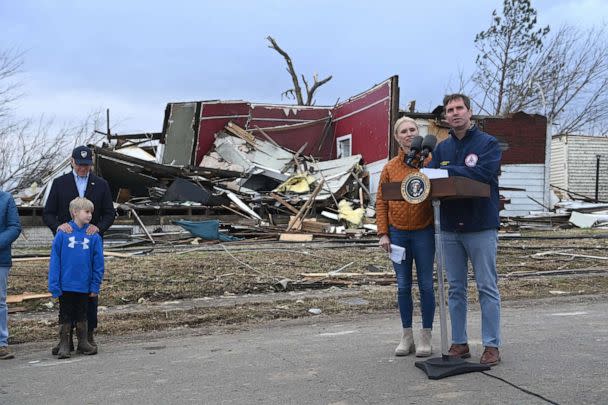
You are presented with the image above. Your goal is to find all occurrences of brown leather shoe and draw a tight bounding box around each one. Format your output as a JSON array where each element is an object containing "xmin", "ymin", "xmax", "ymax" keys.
[
  {"xmin": 448, "ymin": 343, "xmax": 471, "ymax": 359},
  {"xmin": 0, "ymin": 346, "xmax": 14, "ymax": 360},
  {"xmin": 480, "ymin": 346, "xmax": 501, "ymax": 366}
]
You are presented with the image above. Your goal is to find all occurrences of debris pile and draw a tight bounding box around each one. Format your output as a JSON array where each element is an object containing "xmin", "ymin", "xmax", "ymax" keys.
[
  {"xmin": 503, "ymin": 194, "xmax": 608, "ymax": 230},
  {"xmin": 16, "ymin": 122, "xmax": 375, "ymax": 244}
]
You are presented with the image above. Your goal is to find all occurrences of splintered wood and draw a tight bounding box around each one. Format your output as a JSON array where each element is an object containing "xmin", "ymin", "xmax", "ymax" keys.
[
  {"xmin": 299, "ymin": 271, "xmax": 396, "ymax": 287},
  {"xmin": 225, "ymin": 122, "xmax": 256, "ymax": 145}
]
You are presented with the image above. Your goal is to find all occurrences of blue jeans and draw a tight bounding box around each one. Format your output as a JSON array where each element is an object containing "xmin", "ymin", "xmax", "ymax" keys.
[
  {"xmin": 441, "ymin": 229, "xmax": 501, "ymax": 347},
  {"xmin": 389, "ymin": 226, "xmax": 435, "ymax": 329},
  {"xmin": 0, "ymin": 266, "xmax": 9, "ymax": 347}
]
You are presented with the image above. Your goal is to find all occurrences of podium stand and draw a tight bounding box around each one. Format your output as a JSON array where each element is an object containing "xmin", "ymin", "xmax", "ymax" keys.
[{"xmin": 381, "ymin": 176, "xmax": 492, "ymax": 379}]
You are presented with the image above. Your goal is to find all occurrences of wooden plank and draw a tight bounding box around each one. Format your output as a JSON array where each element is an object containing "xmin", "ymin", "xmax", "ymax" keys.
[
  {"xmin": 16, "ymin": 251, "xmax": 137, "ymax": 261},
  {"xmin": 125, "ymin": 204, "xmax": 155, "ymax": 244},
  {"xmin": 301, "ymin": 272, "xmax": 394, "ymax": 277},
  {"xmin": 279, "ymin": 233, "xmax": 314, "ymax": 242},
  {"xmin": 286, "ymin": 180, "xmax": 325, "ymax": 231},
  {"xmin": 254, "ymin": 125, "xmax": 281, "ymax": 147},
  {"xmin": 281, "ymin": 142, "xmax": 308, "ymax": 173},
  {"xmin": 104, "ymin": 251, "xmax": 136, "ymax": 258},
  {"xmin": 7, "ymin": 292, "xmax": 52, "ymax": 304},
  {"xmin": 226, "ymin": 122, "xmax": 256, "ymax": 145},
  {"xmin": 301, "ymin": 219, "xmax": 330, "ymax": 233},
  {"xmin": 269, "ymin": 193, "xmax": 299, "ymax": 214},
  {"xmin": 13, "ymin": 256, "xmax": 50, "ymax": 262}
]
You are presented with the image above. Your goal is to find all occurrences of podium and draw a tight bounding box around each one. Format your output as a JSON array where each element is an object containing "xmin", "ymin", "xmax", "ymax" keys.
[{"xmin": 381, "ymin": 176, "xmax": 492, "ymax": 379}]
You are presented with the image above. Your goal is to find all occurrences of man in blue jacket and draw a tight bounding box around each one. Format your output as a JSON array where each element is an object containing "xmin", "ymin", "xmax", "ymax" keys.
[
  {"xmin": 428, "ymin": 94, "xmax": 502, "ymax": 366},
  {"xmin": 0, "ymin": 190, "xmax": 22, "ymax": 360},
  {"xmin": 44, "ymin": 145, "xmax": 115, "ymax": 352}
]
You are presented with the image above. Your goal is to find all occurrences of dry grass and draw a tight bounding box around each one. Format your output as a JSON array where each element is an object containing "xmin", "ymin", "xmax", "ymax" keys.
[{"xmin": 7, "ymin": 229, "xmax": 608, "ymax": 344}]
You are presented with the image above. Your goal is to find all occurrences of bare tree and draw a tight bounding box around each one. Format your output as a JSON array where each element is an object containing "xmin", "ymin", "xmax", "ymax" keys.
[
  {"xmin": 473, "ymin": 0, "xmax": 549, "ymax": 115},
  {"xmin": 266, "ymin": 36, "xmax": 332, "ymax": 106},
  {"xmin": 0, "ymin": 48, "xmax": 24, "ymax": 119},
  {"xmin": 0, "ymin": 47, "xmax": 104, "ymax": 193},
  {"xmin": 0, "ymin": 112, "xmax": 103, "ymax": 192},
  {"xmin": 472, "ymin": 1, "xmax": 608, "ymax": 135},
  {"xmin": 525, "ymin": 25, "xmax": 608, "ymax": 135}
]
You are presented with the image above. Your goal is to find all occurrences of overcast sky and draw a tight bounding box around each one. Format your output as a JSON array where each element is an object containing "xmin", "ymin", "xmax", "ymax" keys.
[{"xmin": 1, "ymin": 0, "xmax": 607, "ymax": 134}]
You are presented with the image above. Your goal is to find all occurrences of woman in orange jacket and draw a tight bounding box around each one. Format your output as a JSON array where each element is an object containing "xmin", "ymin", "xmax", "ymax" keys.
[{"xmin": 376, "ymin": 116, "xmax": 435, "ymax": 357}]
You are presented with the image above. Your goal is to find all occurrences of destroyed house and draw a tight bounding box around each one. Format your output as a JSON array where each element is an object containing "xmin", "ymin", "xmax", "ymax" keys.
[
  {"xmin": 161, "ymin": 76, "xmax": 400, "ymax": 202},
  {"xmin": 15, "ymin": 76, "xmax": 551, "ymax": 247}
]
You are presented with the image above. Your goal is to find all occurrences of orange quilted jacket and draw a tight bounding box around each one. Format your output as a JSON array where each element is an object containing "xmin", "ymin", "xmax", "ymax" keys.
[{"xmin": 375, "ymin": 148, "xmax": 433, "ymax": 235}]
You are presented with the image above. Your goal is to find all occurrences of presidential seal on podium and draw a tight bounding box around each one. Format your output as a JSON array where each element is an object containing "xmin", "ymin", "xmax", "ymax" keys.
[{"xmin": 400, "ymin": 172, "xmax": 431, "ymax": 204}]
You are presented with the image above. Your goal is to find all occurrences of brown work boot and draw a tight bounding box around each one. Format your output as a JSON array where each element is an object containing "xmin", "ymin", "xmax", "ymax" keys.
[
  {"xmin": 0, "ymin": 346, "xmax": 15, "ymax": 360},
  {"xmin": 480, "ymin": 346, "xmax": 501, "ymax": 366},
  {"xmin": 52, "ymin": 325, "xmax": 74, "ymax": 355},
  {"xmin": 75, "ymin": 321, "xmax": 97, "ymax": 355},
  {"xmin": 448, "ymin": 343, "xmax": 471, "ymax": 359},
  {"xmin": 57, "ymin": 323, "xmax": 72, "ymax": 359},
  {"xmin": 87, "ymin": 329, "xmax": 97, "ymax": 348}
]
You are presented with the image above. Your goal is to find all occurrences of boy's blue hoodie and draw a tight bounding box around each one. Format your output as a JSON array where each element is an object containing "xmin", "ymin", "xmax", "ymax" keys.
[{"xmin": 48, "ymin": 221, "xmax": 104, "ymax": 298}]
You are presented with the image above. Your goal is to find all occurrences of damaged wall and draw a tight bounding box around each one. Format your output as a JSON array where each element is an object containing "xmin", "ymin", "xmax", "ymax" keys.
[
  {"xmin": 551, "ymin": 134, "xmax": 608, "ymax": 201},
  {"xmin": 164, "ymin": 76, "xmax": 399, "ymax": 171},
  {"xmin": 190, "ymin": 101, "xmax": 332, "ymax": 164},
  {"xmin": 480, "ymin": 112, "xmax": 548, "ymax": 216}
]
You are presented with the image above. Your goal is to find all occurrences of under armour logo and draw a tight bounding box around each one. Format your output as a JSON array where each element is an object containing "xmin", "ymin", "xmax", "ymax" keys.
[{"xmin": 68, "ymin": 236, "xmax": 90, "ymax": 249}]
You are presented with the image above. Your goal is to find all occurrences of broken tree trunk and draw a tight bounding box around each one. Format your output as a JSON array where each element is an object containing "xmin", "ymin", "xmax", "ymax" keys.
[{"xmin": 266, "ymin": 35, "xmax": 332, "ymax": 106}]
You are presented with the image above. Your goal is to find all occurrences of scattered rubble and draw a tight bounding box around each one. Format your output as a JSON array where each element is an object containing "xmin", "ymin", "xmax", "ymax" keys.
[
  {"xmin": 15, "ymin": 122, "xmax": 374, "ymax": 246},
  {"xmin": 503, "ymin": 192, "xmax": 608, "ymax": 230}
]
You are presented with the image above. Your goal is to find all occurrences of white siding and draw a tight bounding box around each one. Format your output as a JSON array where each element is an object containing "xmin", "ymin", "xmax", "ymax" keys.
[
  {"xmin": 366, "ymin": 158, "xmax": 389, "ymax": 204},
  {"xmin": 564, "ymin": 136, "xmax": 608, "ymax": 201},
  {"xmin": 499, "ymin": 164, "xmax": 545, "ymax": 217},
  {"xmin": 550, "ymin": 136, "xmax": 568, "ymax": 190}
]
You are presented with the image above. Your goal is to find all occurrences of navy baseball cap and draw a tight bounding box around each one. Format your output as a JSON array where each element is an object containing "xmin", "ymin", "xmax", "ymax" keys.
[{"xmin": 72, "ymin": 146, "xmax": 93, "ymax": 165}]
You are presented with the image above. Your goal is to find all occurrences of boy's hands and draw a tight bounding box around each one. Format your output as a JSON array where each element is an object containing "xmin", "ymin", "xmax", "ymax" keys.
[{"xmin": 89, "ymin": 292, "xmax": 98, "ymax": 297}]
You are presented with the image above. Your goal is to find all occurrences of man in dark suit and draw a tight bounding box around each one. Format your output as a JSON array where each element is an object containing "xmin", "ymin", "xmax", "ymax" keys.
[{"xmin": 44, "ymin": 145, "xmax": 115, "ymax": 353}]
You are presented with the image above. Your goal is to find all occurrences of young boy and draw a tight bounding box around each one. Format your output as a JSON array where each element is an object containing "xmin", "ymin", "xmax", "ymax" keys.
[{"xmin": 48, "ymin": 197, "xmax": 104, "ymax": 359}]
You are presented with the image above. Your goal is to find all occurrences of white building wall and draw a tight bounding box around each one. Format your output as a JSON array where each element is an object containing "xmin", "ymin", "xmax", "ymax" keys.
[
  {"xmin": 499, "ymin": 164, "xmax": 545, "ymax": 217},
  {"xmin": 550, "ymin": 136, "xmax": 568, "ymax": 191},
  {"xmin": 366, "ymin": 158, "xmax": 389, "ymax": 204},
  {"xmin": 564, "ymin": 136, "xmax": 608, "ymax": 201}
]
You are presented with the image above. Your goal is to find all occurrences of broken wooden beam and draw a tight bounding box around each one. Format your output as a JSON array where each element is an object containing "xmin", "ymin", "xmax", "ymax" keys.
[
  {"xmin": 286, "ymin": 180, "xmax": 325, "ymax": 231},
  {"xmin": 279, "ymin": 233, "xmax": 314, "ymax": 242},
  {"xmin": 7, "ymin": 292, "xmax": 52, "ymax": 304},
  {"xmin": 254, "ymin": 125, "xmax": 281, "ymax": 147},
  {"xmin": 269, "ymin": 193, "xmax": 299, "ymax": 215},
  {"xmin": 125, "ymin": 204, "xmax": 155, "ymax": 244},
  {"xmin": 225, "ymin": 122, "xmax": 256, "ymax": 146},
  {"xmin": 301, "ymin": 272, "xmax": 394, "ymax": 277}
]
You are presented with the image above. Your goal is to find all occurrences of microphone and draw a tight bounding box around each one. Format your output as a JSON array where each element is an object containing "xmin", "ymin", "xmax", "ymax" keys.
[
  {"xmin": 405, "ymin": 136, "xmax": 423, "ymax": 167},
  {"xmin": 418, "ymin": 135, "xmax": 437, "ymax": 167}
]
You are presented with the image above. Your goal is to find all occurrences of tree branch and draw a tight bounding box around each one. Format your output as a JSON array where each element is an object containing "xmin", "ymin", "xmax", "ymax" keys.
[{"xmin": 267, "ymin": 36, "xmax": 304, "ymax": 105}]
